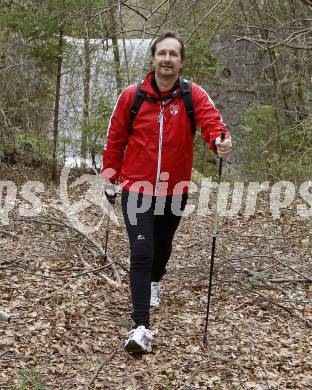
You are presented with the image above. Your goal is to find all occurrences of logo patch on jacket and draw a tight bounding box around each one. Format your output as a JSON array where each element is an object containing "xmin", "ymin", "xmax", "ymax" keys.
[{"xmin": 170, "ymin": 105, "xmax": 179, "ymax": 115}]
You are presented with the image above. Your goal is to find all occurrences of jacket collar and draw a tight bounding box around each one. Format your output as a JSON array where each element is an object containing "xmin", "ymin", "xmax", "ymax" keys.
[{"xmin": 140, "ymin": 71, "xmax": 181, "ymax": 98}]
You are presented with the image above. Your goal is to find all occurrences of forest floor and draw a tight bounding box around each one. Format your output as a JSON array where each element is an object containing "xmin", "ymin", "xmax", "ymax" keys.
[{"xmin": 0, "ymin": 164, "xmax": 311, "ymax": 390}]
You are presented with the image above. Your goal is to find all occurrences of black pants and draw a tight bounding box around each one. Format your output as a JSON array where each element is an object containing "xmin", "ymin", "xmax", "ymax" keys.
[{"xmin": 121, "ymin": 190, "xmax": 188, "ymax": 328}]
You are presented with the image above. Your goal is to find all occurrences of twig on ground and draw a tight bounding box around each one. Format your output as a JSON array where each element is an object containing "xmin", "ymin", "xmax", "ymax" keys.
[
  {"xmin": 80, "ymin": 243, "xmax": 130, "ymax": 274},
  {"xmin": 271, "ymin": 255, "xmax": 312, "ymax": 282},
  {"xmin": 219, "ymin": 253, "xmax": 312, "ymax": 282},
  {"xmin": 0, "ymin": 258, "xmax": 23, "ymax": 268},
  {"xmin": 242, "ymin": 269, "xmax": 300, "ymax": 302},
  {"xmin": 0, "ymin": 353, "xmax": 54, "ymax": 361},
  {"xmin": 238, "ymin": 282, "xmax": 312, "ymax": 327},
  {"xmin": 0, "ymin": 285, "xmax": 19, "ymax": 290},
  {"xmin": 12, "ymin": 265, "xmax": 63, "ymax": 280},
  {"xmin": 0, "ymin": 229, "xmax": 16, "ymax": 237},
  {"xmin": 258, "ymin": 227, "xmax": 312, "ymax": 282},
  {"xmin": 86, "ymin": 341, "xmax": 125, "ymax": 388},
  {"xmin": 178, "ymin": 362, "xmax": 207, "ymax": 389},
  {"xmin": 243, "ymin": 269, "xmax": 312, "ymax": 284},
  {"xmin": 184, "ymin": 241, "xmax": 200, "ymax": 249},
  {"xmin": 218, "ymin": 254, "xmax": 273, "ymax": 267},
  {"xmin": 15, "ymin": 216, "xmax": 122, "ymax": 286},
  {"xmin": 72, "ymin": 263, "xmax": 116, "ymax": 278},
  {"xmin": 0, "ymin": 350, "xmax": 11, "ymax": 359}
]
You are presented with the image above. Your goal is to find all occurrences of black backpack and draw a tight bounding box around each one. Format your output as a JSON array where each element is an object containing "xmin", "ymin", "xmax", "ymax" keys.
[{"xmin": 128, "ymin": 78, "xmax": 196, "ymax": 134}]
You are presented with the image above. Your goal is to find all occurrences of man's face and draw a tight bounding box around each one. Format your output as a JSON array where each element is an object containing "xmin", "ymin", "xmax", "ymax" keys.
[{"xmin": 153, "ymin": 37, "xmax": 182, "ymax": 79}]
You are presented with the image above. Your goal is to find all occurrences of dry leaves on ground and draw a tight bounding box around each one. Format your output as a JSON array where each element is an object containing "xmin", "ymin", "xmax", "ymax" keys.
[{"xmin": 0, "ymin": 164, "xmax": 311, "ymax": 389}]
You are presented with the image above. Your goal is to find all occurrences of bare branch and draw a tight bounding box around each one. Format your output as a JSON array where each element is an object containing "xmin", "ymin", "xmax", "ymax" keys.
[
  {"xmin": 142, "ymin": 0, "xmax": 199, "ymax": 35},
  {"xmin": 119, "ymin": 0, "xmax": 147, "ymax": 21},
  {"xmin": 267, "ymin": 27, "xmax": 312, "ymax": 50},
  {"xmin": 147, "ymin": 0, "xmax": 178, "ymax": 41},
  {"xmin": 184, "ymin": 0, "xmax": 224, "ymax": 44},
  {"xmin": 0, "ymin": 62, "xmax": 26, "ymax": 72},
  {"xmin": 219, "ymin": 22, "xmax": 312, "ymax": 52},
  {"xmin": 146, "ymin": 0, "xmax": 169, "ymax": 19},
  {"xmin": 298, "ymin": 0, "xmax": 312, "ymax": 8}
]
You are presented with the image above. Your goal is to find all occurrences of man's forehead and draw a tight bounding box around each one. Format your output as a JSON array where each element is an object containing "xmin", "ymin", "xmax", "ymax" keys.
[{"xmin": 155, "ymin": 38, "xmax": 181, "ymax": 52}]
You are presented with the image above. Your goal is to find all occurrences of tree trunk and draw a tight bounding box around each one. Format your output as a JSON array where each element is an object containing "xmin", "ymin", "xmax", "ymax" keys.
[
  {"xmin": 121, "ymin": 35, "xmax": 130, "ymax": 85},
  {"xmin": 267, "ymin": 49, "xmax": 282, "ymax": 152},
  {"xmin": 253, "ymin": 2, "xmax": 282, "ymax": 161},
  {"xmin": 81, "ymin": 37, "xmax": 91, "ymax": 167},
  {"xmin": 51, "ymin": 28, "xmax": 64, "ymax": 182},
  {"xmin": 109, "ymin": 2, "xmax": 122, "ymax": 95},
  {"xmin": 120, "ymin": 7, "xmax": 130, "ymax": 85},
  {"xmin": 289, "ymin": 0, "xmax": 307, "ymax": 122}
]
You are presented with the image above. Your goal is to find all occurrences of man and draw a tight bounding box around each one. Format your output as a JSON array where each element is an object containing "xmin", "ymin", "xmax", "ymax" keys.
[{"xmin": 102, "ymin": 31, "xmax": 232, "ymax": 353}]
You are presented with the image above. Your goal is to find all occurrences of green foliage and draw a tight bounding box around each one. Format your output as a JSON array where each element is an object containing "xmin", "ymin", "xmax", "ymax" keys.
[
  {"xmin": 89, "ymin": 95, "xmax": 113, "ymax": 137},
  {"xmin": 16, "ymin": 134, "xmax": 53, "ymax": 160},
  {"xmin": 281, "ymin": 115, "xmax": 312, "ymax": 182},
  {"xmin": 248, "ymin": 272, "xmax": 263, "ymax": 285},
  {"xmin": 7, "ymin": 368, "xmax": 46, "ymax": 390},
  {"xmin": 2, "ymin": 2, "xmax": 63, "ymax": 69},
  {"xmin": 0, "ymin": 0, "xmax": 114, "ymax": 170},
  {"xmin": 183, "ymin": 33, "xmax": 218, "ymax": 85},
  {"xmin": 1, "ymin": 0, "xmax": 108, "ymax": 68},
  {"xmin": 2, "ymin": 143, "xmax": 18, "ymax": 154},
  {"xmin": 239, "ymin": 104, "xmax": 312, "ymax": 182},
  {"xmin": 193, "ymin": 131, "xmax": 217, "ymax": 178},
  {"xmin": 239, "ymin": 104, "xmax": 280, "ymax": 180},
  {"xmin": 182, "ymin": 32, "xmax": 221, "ymax": 176},
  {"xmin": 78, "ymin": 94, "xmax": 113, "ymax": 159}
]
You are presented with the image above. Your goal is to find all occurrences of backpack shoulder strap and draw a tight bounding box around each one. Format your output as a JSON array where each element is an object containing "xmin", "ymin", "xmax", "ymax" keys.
[
  {"xmin": 128, "ymin": 79, "xmax": 196, "ymax": 134},
  {"xmin": 180, "ymin": 78, "xmax": 196, "ymax": 135},
  {"xmin": 128, "ymin": 82, "xmax": 146, "ymax": 132}
]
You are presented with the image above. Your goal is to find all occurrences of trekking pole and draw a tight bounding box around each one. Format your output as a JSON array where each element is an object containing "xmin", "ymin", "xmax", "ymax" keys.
[
  {"xmin": 104, "ymin": 206, "xmax": 111, "ymax": 259},
  {"xmin": 203, "ymin": 130, "xmax": 226, "ymax": 347},
  {"xmin": 104, "ymin": 190, "xmax": 116, "ymax": 260}
]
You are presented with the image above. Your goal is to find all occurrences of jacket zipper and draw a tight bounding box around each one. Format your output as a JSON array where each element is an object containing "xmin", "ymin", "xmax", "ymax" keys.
[{"xmin": 155, "ymin": 101, "xmax": 165, "ymax": 196}]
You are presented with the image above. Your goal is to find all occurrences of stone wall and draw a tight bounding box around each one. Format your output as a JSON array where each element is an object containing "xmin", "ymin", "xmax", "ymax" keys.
[{"xmin": 206, "ymin": 34, "xmax": 274, "ymax": 135}]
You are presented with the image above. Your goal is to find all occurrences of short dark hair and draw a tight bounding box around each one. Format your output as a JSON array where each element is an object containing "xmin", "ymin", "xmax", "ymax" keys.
[{"xmin": 151, "ymin": 31, "xmax": 185, "ymax": 62}]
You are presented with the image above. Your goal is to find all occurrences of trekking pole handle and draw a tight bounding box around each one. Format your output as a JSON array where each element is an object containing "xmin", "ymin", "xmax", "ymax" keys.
[
  {"xmin": 215, "ymin": 129, "xmax": 226, "ymax": 158},
  {"xmin": 217, "ymin": 130, "xmax": 226, "ymax": 178}
]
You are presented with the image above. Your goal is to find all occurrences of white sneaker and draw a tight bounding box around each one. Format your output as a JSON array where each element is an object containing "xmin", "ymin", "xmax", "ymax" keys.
[
  {"xmin": 125, "ymin": 325, "xmax": 153, "ymax": 353},
  {"xmin": 150, "ymin": 282, "xmax": 160, "ymax": 308}
]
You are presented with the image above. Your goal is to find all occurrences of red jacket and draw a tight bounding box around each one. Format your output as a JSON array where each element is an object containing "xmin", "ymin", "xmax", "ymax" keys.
[{"xmin": 102, "ymin": 72, "xmax": 230, "ymax": 196}]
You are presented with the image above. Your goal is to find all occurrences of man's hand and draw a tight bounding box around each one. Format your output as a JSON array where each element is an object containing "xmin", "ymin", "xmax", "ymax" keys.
[
  {"xmin": 215, "ymin": 136, "xmax": 232, "ymax": 159},
  {"xmin": 105, "ymin": 186, "xmax": 117, "ymax": 205}
]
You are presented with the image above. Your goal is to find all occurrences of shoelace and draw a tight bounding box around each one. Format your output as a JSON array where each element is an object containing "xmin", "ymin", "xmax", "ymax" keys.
[{"xmin": 127, "ymin": 327, "xmax": 153, "ymax": 340}]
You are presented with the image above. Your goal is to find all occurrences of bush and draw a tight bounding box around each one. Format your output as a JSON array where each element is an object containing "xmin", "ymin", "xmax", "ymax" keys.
[{"xmin": 238, "ymin": 104, "xmax": 312, "ymax": 183}]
